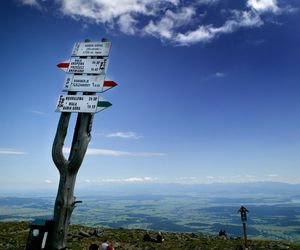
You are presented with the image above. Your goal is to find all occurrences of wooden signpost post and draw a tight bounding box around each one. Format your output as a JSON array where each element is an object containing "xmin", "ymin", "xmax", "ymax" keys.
[
  {"xmin": 45, "ymin": 38, "xmax": 117, "ymax": 250},
  {"xmin": 238, "ymin": 205, "xmax": 249, "ymax": 248}
]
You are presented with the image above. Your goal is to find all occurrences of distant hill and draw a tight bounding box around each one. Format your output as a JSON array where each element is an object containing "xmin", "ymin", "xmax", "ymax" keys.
[
  {"xmin": 1, "ymin": 221, "xmax": 300, "ymax": 250},
  {"xmin": 1, "ymin": 182, "xmax": 300, "ymax": 198}
]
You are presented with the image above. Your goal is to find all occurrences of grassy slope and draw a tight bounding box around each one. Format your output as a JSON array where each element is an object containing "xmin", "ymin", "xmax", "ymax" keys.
[{"xmin": 0, "ymin": 221, "xmax": 300, "ymax": 250}]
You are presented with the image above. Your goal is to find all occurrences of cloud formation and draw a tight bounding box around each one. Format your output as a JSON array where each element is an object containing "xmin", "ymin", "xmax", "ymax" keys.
[
  {"xmin": 81, "ymin": 174, "xmax": 294, "ymax": 185},
  {"xmin": 106, "ymin": 131, "xmax": 142, "ymax": 139},
  {"xmin": 0, "ymin": 148, "xmax": 26, "ymax": 155},
  {"xmin": 18, "ymin": 0, "xmax": 294, "ymax": 45},
  {"xmin": 85, "ymin": 176, "xmax": 158, "ymax": 184},
  {"xmin": 215, "ymin": 72, "xmax": 225, "ymax": 78},
  {"xmin": 63, "ymin": 147, "xmax": 165, "ymax": 157},
  {"xmin": 247, "ymin": 0, "xmax": 280, "ymax": 13},
  {"xmin": 19, "ymin": 0, "xmax": 43, "ymax": 9},
  {"xmin": 31, "ymin": 110, "xmax": 47, "ymax": 115}
]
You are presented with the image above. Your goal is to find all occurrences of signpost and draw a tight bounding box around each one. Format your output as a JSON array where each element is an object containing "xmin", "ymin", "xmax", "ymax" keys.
[
  {"xmin": 57, "ymin": 57, "xmax": 108, "ymax": 74},
  {"xmin": 72, "ymin": 41, "xmax": 111, "ymax": 56},
  {"xmin": 46, "ymin": 38, "xmax": 117, "ymax": 250},
  {"xmin": 238, "ymin": 205, "xmax": 249, "ymax": 248},
  {"xmin": 55, "ymin": 95, "xmax": 112, "ymax": 113},
  {"xmin": 63, "ymin": 74, "xmax": 117, "ymax": 92}
]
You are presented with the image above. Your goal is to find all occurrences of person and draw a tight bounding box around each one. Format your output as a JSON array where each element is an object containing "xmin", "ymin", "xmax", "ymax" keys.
[
  {"xmin": 218, "ymin": 229, "xmax": 227, "ymax": 239},
  {"xmin": 107, "ymin": 242, "xmax": 115, "ymax": 250},
  {"xmin": 101, "ymin": 239, "xmax": 109, "ymax": 250},
  {"xmin": 89, "ymin": 243, "xmax": 99, "ymax": 250},
  {"xmin": 156, "ymin": 232, "xmax": 164, "ymax": 243},
  {"xmin": 143, "ymin": 232, "xmax": 151, "ymax": 242}
]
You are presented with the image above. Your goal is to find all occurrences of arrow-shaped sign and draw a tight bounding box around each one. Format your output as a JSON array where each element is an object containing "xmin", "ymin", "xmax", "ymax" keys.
[
  {"xmin": 55, "ymin": 95, "xmax": 112, "ymax": 113},
  {"xmin": 57, "ymin": 58, "xmax": 108, "ymax": 74},
  {"xmin": 63, "ymin": 74, "xmax": 117, "ymax": 93}
]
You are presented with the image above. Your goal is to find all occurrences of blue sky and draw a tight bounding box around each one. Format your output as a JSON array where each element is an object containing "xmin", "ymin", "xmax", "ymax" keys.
[{"xmin": 0, "ymin": 0, "xmax": 300, "ymax": 191}]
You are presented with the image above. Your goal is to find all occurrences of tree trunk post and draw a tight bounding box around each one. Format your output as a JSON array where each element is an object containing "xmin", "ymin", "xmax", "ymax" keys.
[
  {"xmin": 48, "ymin": 111, "xmax": 93, "ymax": 249},
  {"xmin": 48, "ymin": 38, "xmax": 103, "ymax": 249}
]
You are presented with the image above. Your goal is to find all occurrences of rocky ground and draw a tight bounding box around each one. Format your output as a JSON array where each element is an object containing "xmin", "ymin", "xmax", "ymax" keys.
[{"xmin": 0, "ymin": 221, "xmax": 300, "ymax": 250}]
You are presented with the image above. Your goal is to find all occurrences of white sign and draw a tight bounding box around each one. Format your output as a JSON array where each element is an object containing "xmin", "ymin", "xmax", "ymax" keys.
[
  {"xmin": 66, "ymin": 58, "xmax": 108, "ymax": 74},
  {"xmin": 63, "ymin": 74, "xmax": 106, "ymax": 92},
  {"xmin": 55, "ymin": 95, "xmax": 111, "ymax": 113},
  {"xmin": 72, "ymin": 42, "xmax": 112, "ymax": 56}
]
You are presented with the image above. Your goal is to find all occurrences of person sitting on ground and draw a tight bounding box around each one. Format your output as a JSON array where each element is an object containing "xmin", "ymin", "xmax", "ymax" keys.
[
  {"xmin": 143, "ymin": 232, "xmax": 151, "ymax": 242},
  {"xmin": 101, "ymin": 239, "xmax": 109, "ymax": 250},
  {"xmin": 218, "ymin": 229, "xmax": 227, "ymax": 240},
  {"xmin": 89, "ymin": 243, "xmax": 99, "ymax": 250},
  {"xmin": 156, "ymin": 232, "xmax": 164, "ymax": 243},
  {"xmin": 107, "ymin": 242, "xmax": 115, "ymax": 250}
]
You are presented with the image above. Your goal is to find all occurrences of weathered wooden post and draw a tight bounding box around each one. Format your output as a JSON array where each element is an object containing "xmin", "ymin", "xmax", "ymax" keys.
[{"xmin": 47, "ymin": 38, "xmax": 117, "ymax": 249}]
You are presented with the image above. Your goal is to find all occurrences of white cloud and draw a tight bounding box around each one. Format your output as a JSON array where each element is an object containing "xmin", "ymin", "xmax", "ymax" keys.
[
  {"xmin": 18, "ymin": 0, "xmax": 292, "ymax": 46},
  {"xmin": 268, "ymin": 174, "xmax": 279, "ymax": 177},
  {"xmin": 63, "ymin": 147, "xmax": 165, "ymax": 157},
  {"xmin": 124, "ymin": 177, "xmax": 158, "ymax": 182},
  {"xmin": 45, "ymin": 179, "xmax": 53, "ymax": 184},
  {"xmin": 106, "ymin": 131, "xmax": 142, "ymax": 139},
  {"xmin": 84, "ymin": 176, "xmax": 158, "ymax": 184},
  {"xmin": 118, "ymin": 14, "xmax": 137, "ymax": 34},
  {"xmin": 174, "ymin": 10, "xmax": 263, "ymax": 45},
  {"xmin": 202, "ymin": 175, "xmax": 262, "ymax": 184},
  {"xmin": 0, "ymin": 148, "xmax": 26, "ymax": 155},
  {"xmin": 144, "ymin": 7, "xmax": 196, "ymax": 40},
  {"xmin": 245, "ymin": 174, "xmax": 256, "ymax": 178},
  {"xmin": 56, "ymin": 0, "xmax": 266, "ymax": 45},
  {"xmin": 215, "ymin": 72, "xmax": 225, "ymax": 77},
  {"xmin": 19, "ymin": 0, "xmax": 45, "ymax": 9},
  {"xmin": 20, "ymin": 0, "xmax": 40, "ymax": 7},
  {"xmin": 59, "ymin": 0, "xmax": 169, "ymax": 23},
  {"xmin": 80, "ymin": 175, "xmax": 299, "ymax": 185},
  {"xmin": 175, "ymin": 25, "xmax": 213, "ymax": 44},
  {"xmin": 247, "ymin": 0, "xmax": 280, "ymax": 13},
  {"xmin": 31, "ymin": 110, "xmax": 47, "ymax": 115}
]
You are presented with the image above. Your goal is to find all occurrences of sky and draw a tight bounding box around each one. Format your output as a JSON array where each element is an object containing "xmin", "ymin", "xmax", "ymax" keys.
[{"xmin": 0, "ymin": 0, "xmax": 300, "ymax": 192}]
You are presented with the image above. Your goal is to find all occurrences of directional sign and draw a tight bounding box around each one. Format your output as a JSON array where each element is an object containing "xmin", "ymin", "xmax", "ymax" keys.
[
  {"xmin": 55, "ymin": 95, "xmax": 112, "ymax": 113},
  {"xmin": 63, "ymin": 74, "xmax": 117, "ymax": 92},
  {"xmin": 72, "ymin": 42, "xmax": 112, "ymax": 56},
  {"xmin": 57, "ymin": 58, "xmax": 108, "ymax": 74}
]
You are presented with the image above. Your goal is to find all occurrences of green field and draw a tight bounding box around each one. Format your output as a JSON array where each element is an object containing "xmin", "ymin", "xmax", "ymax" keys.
[{"xmin": 0, "ymin": 194, "xmax": 299, "ymax": 242}]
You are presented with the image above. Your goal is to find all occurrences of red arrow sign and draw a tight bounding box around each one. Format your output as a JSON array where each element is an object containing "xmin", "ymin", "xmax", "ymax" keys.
[
  {"xmin": 103, "ymin": 81, "xmax": 117, "ymax": 91},
  {"xmin": 63, "ymin": 75, "xmax": 117, "ymax": 93},
  {"xmin": 57, "ymin": 58, "xmax": 108, "ymax": 74},
  {"xmin": 57, "ymin": 61, "xmax": 69, "ymax": 71},
  {"xmin": 58, "ymin": 60, "xmax": 117, "ymax": 93}
]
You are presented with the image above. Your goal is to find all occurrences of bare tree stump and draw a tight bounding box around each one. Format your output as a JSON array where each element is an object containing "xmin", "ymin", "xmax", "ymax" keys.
[{"xmin": 48, "ymin": 111, "xmax": 93, "ymax": 249}]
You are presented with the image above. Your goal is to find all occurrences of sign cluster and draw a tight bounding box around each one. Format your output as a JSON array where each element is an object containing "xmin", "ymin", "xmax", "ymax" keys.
[{"xmin": 55, "ymin": 41, "xmax": 117, "ymax": 113}]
